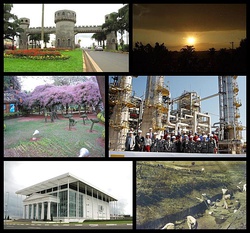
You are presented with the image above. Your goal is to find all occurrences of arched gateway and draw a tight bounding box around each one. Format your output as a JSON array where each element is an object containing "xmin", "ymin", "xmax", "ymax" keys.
[{"xmin": 19, "ymin": 9, "xmax": 117, "ymax": 50}]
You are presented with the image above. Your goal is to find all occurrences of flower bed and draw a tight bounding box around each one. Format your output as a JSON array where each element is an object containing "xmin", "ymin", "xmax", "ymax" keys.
[{"xmin": 4, "ymin": 48, "xmax": 70, "ymax": 60}]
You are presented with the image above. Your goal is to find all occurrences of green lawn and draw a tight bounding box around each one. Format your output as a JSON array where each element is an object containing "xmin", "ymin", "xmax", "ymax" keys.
[
  {"xmin": 4, "ymin": 116, "xmax": 105, "ymax": 157},
  {"xmin": 4, "ymin": 49, "xmax": 84, "ymax": 72}
]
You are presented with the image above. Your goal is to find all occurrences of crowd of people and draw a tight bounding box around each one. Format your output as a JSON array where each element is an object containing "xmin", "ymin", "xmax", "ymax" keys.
[{"xmin": 125, "ymin": 128, "xmax": 218, "ymax": 153}]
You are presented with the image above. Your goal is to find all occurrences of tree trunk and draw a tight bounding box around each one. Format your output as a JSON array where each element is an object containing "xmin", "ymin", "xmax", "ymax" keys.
[{"xmin": 96, "ymin": 76, "xmax": 105, "ymax": 107}]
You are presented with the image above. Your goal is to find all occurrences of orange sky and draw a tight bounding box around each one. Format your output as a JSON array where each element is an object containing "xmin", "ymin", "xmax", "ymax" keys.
[{"xmin": 133, "ymin": 4, "xmax": 246, "ymax": 51}]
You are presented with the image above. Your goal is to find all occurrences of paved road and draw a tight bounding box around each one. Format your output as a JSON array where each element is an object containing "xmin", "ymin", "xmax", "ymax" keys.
[
  {"xmin": 85, "ymin": 50, "xmax": 129, "ymax": 72},
  {"xmin": 4, "ymin": 223, "xmax": 133, "ymax": 230},
  {"xmin": 109, "ymin": 151, "xmax": 247, "ymax": 158}
]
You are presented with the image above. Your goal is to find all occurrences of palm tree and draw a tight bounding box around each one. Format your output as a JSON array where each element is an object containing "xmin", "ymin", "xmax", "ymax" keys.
[
  {"xmin": 91, "ymin": 32, "xmax": 106, "ymax": 48},
  {"xmin": 102, "ymin": 12, "xmax": 119, "ymax": 50},
  {"xmin": 117, "ymin": 4, "xmax": 129, "ymax": 49},
  {"xmin": 5, "ymin": 18, "xmax": 24, "ymax": 49}
]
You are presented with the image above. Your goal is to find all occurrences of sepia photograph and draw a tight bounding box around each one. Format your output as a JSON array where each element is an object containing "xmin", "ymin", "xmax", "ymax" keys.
[{"xmin": 136, "ymin": 161, "xmax": 246, "ymax": 229}]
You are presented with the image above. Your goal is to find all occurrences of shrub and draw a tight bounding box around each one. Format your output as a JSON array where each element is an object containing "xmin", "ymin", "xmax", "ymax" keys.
[{"xmin": 4, "ymin": 48, "xmax": 70, "ymax": 60}]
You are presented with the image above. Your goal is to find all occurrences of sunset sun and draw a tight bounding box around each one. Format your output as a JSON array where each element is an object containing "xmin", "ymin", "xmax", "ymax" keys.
[{"xmin": 187, "ymin": 37, "xmax": 196, "ymax": 45}]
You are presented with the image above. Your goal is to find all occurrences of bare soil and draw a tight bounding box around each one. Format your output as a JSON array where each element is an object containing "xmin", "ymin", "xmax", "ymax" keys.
[{"xmin": 136, "ymin": 161, "xmax": 246, "ymax": 229}]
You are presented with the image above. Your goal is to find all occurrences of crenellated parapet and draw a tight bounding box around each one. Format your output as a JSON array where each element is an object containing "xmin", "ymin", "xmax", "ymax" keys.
[
  {"xmin": 54, "ymin": 10, "xmax": 76, "ymax": 24},
  {"xmin": 27, "ymin": 27, "xmax": 56, "ymax": 35},
  {"xmin": 74, "ymin": 25, "xmax": 103, "ymax": 33}
]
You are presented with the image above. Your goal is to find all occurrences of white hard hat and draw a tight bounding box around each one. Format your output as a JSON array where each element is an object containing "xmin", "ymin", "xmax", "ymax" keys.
[
  {"xmin": 203, "ymin": 135, "xmax": 207, "ymax": 138},
  {"xmin": 172, "ymin": 136, "xmax": 176, "ymax": 139},
  {"xmin": 129, "ymin": 131, "xmax": 133, "ymax": 134},
  {"xmin": 154, "ymin": 132, "xmax": 158, "ymax": 135},
  {"xmin": 197, "ymin": 138, "xmax": 201, "ymax": 141},
  {"xmin": 190, "ymin": 135, "xmax": 193, "ymax": 138},
  {"xmin": 146, "ymin": 133, "xmax": 150, "ymax": 136},
  {"xmin": 167, "ymin": 135, "xmax": 170, "ymax": 138},
  {"xmin": 138, "ymin": 130, "xmax": 142, "ymax": 133}
]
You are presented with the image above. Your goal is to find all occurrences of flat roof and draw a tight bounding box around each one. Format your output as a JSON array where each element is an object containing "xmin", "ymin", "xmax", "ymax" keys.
[{"xmin": 16, "ymin": 172, "xmax": 117, "ymax": 201}]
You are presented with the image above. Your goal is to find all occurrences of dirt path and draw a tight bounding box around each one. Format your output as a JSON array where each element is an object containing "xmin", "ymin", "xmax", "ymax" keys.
[{"xmin": 175, "ymin": 191, "xmax": 246, "ymax": 229}]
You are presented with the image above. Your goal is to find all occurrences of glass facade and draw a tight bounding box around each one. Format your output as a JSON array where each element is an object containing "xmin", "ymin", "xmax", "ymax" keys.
[
  {"xmin": 69, "ymin": 190, "xmax": 76, "ymax": 217},
  {"xmin": 59, "ymin": 190, "xmax": 68, "ymax": 217},
  {"xmin": 79, "ymin": 194, "xmax": 83, "ymax": 217},
  {"xmin": 22, "ymin": 178, "xmax": 114, "ymax": 220}
]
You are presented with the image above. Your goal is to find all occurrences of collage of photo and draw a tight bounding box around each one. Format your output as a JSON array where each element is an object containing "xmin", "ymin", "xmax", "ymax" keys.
[{"xmin": 3, "ymin": 3, "xmax": 247, "ymax": 230}]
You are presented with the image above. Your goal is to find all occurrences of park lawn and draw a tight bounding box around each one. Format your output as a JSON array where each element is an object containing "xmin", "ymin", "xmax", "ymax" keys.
[
  {"xmin": 4, "ymin": 49, "xmax": 83, "ymax": 72},
  {"xmin": 4, "ymin": 117, "xmax": 105, "ymax": 157}
]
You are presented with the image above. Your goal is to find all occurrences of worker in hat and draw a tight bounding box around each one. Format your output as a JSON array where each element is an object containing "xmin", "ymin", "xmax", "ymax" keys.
[
  {"xmin": 201, "ymin": 135, "xmax": 208, "ymax": 153},
  {"xmin": 208, "ymin": 134, "xmax": 217, "ymax": 153},
  {"xmin": 125, "ymin": 131, "xmax": 135, "ymax": 151},
  {"xmin": 144, "ymin": 132, "xmax": 152, "ymax": 152},
  {"xmin": 195, "ymin": 137, "xmax": 202, "ymax": 153},
  {"xmin": 158, "ymin": 134, "xmax": 166, "ymax": 152},
  {"xmin": 134, "ymin": 130, "xmax": 144, "ymax": 151},
  {"xmin": 151, "ymin": 132, "xmax": 159, "ymax": 152},
  {"xmin": 165, "ymin": 135, "xmax": 173, "ymax": 152},
  {"xmin": 171, "ymin": 136, "xmax": 177, "ymax": 152}
]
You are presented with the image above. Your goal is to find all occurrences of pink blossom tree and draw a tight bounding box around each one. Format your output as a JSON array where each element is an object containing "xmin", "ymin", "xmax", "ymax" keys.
[{"xmin": 22, "ymin": 81, "xmax": 102, "ymax": 120}]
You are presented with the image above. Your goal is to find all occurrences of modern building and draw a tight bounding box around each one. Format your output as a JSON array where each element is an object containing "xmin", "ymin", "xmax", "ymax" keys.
[{"xmin": 15, "ymin": 173, "xmax": 118, "ymax": 222}]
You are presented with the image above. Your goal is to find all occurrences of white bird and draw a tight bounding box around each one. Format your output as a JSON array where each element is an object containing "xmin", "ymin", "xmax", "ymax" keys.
[
  {"xmin": 79, "ymin": 148, "xmax": 90, "ymax": 157},
  {"xmin": 33, "ymin": 130, "xmax": 39, "ymax": 136},
  {"xmin": 201, "ymin": 167, "xmax": 205, "ymax": 171}
]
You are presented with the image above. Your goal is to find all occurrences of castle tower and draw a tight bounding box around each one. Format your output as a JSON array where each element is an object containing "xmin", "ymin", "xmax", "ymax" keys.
[
  {"xmin": 54, "ymin": 10, "xmax": 76, "ymax": 49},
  {"xmin": 19, "ymin": 18, "xmax": 30, "ymax": 49}
]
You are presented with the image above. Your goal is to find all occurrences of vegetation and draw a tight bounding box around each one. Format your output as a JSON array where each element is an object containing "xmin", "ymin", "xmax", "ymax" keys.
[
  {"xmin": 137, "ymin": 161, "xmax": 246, "ymax": 226},
  {"xmin": 4, "ymin": 49, "xmax": 83, "ymax": 72},
  {"xmin": 4, "ymin": 48, "xmax": 70, "ymax": 60},
  {"xmin": 92, "ymin": 4, "xmax": 129, "ymax": 50},
  {"xmin": 4, "ymin": 116, "xmax": 105, "ymax": 157},
  {"xmin": 132, "ymin": 39, "xmax": 247, "ymax": 73},
  {"xmin": 4, "ymin": 4, "xmax": 23, "ymax": 49}
]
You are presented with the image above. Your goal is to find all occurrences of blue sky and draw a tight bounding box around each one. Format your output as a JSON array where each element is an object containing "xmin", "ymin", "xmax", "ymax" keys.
[{"xmin": 109, "ymin": 76, "xmax": 246, "ymax": 141}]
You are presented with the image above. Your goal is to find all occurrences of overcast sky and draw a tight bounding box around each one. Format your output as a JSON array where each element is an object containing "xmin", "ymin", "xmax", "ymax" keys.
[
  {"xmin": 17, "ymin": 76, "xmax": 95, "ymax": 92},
  {"xmin": 4, "ymin": 161, "xmax": 133, "ymax": 218},
  {"xmin": 133, "ymin": 4, "xmax": 246, "ymax": 50},
  {"xmin": 11, "ymin": 3, "xmax": 126, "ymax": 47}
]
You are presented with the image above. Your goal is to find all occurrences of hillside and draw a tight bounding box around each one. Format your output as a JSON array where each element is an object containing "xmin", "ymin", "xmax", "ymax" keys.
[{"xmin": 136, "ymin": 161, "xmax": 246, "ymax": 229}]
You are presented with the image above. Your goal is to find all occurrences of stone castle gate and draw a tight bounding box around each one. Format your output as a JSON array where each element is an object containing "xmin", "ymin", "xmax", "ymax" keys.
[{"xmin": 19, "ymin": 9, "xmax": 117, "ymax": 50}]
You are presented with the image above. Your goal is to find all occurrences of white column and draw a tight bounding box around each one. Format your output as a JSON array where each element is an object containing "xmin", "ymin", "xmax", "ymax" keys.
[
  {"xmin": 35, "ymin": 203, "xmax": 39, "ymax": 220},
  {"xmin": 41, "ymin": 202, "xmax": 44, "ymax": 220},
  {"xmin": 31, "ymin": 204, "xmax": 34, "ymax": 219},
  {"xmin": 27, "ymin": 204, "xmax": 30, "ymax": 219},
  {"xmin": 23, "ymin": 205, "xmax": 26, "ymax": 219},
  {"xmin": 47, "ymin": 201, "xmax": 51, "ymax": 220}
]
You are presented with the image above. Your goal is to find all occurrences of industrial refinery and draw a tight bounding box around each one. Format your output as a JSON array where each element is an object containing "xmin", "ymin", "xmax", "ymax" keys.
[{"xmin": 109, "ymin": 76, "xmax": 246, "ymax": 154}]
